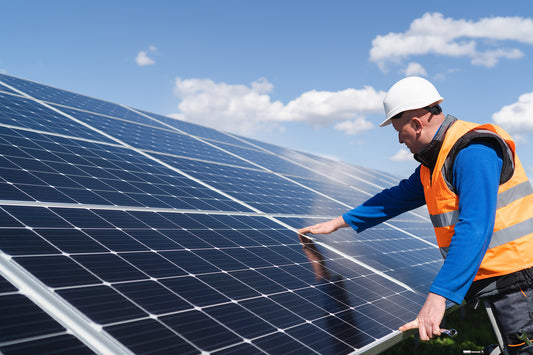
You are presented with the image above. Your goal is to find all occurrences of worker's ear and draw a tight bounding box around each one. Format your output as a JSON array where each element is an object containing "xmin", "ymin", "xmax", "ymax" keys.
[{"xmin": 410, "ymin": 117, "xmax": 422, "ymax": 133}]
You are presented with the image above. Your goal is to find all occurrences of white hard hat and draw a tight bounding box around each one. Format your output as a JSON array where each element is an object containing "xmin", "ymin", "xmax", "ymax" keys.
[{"xmin": 380, "ymin": 76, "xmax": 443, "ymax": 127}]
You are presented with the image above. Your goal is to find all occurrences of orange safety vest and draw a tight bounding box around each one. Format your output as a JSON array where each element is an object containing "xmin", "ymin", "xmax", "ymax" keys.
[{"xmin": 420, "ymin": 119, "xmax": 533, "ymax": 281}]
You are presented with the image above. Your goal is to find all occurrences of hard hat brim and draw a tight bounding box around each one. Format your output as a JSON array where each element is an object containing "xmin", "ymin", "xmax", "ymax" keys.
[{"xmin": 379, "ymin": 117, "xmax": 393, "ymax": 127}]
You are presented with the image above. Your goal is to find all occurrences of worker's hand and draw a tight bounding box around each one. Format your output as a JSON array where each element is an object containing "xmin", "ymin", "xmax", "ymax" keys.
[
  {"xmin": 399, "ymin": 292, "xmax": 447, "ymax": 341},
  {"xmin": 297, "ymin": 216, "xmax": 348, "ymax": 235}
]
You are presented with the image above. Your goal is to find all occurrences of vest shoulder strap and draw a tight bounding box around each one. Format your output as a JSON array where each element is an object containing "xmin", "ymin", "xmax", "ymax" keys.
[{"xmin": 442, "ymin": 129, "xmax": 515, "ymax": 193}]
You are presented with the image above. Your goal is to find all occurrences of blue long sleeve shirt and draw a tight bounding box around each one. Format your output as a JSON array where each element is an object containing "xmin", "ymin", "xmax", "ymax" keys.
[{"xmin": 342, "ymin": 141, "xmax": 502, "ymax": 304}]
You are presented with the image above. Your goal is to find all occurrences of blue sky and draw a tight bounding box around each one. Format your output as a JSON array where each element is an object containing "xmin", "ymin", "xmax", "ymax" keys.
[{"xmin": 2, "ymin": 1, "xmax": 533, "ymax": 177}]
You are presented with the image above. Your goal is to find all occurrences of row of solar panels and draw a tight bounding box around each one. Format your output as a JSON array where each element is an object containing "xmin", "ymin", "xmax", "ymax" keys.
[{"xmin": 0, "ymin": 73, "xmax": 440, "ymax": 354}]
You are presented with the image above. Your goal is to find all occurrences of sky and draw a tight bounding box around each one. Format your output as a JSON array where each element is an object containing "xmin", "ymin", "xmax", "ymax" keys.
[{"xmin": 2, "ymin": 1, "xmax": 533, "ymax": 178}]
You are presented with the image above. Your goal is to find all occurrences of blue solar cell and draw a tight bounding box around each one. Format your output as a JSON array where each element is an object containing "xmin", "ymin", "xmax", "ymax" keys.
[
  {"xmin": 230, "ymin": 269, "xmax": 288, "ymax": 295},
  {"xmin": 14, "ymin": 255, "xmax": 101, "ymax": 288},
  {"xmin": 118, "ymin": 252, "xmax": 187, "ymax": 278},
  {"xmin": 253, "ymin": 330, "xmax": 317, "ymax": 354},
  {"xmin": 160, "ymin": 276, "xmax": 230, "ymax": 307},
  {"xmin": 296, "ymin": 322, "xmax": 360, "ymax": 353},
  {"xmin": 0, "ymin": 275, "xmax": 17, "ymax": 293},
  {"xmin": 31, "ymin": 229, "xmax": 108, "ymax": 254},
  {"xmin": 269, "ymin": 291, "xmax": 326, "ymax": 321},
  {"xmin": 0, "ymin": 228, "xmax": 60, "ymax": 256},
  {"xmin": 57, "ymin": 285, "xmax": 149, "ymax": 324},
  {"xmin": 105, "ymin": 319, "xmax": 198, "ymax": 354},
  {"xmin": 113, "ymin": 280, "xmax": 191, "ymax": 315},
  {"xmin": 0, "ymin": 334, "xmax": 93, "ymax": 355},
  {"xmin": 160, "ymin": 250, "xmax": 220, "ymax": 274},
  {"xmin": 119, "ymin": 229, "xmax": 184, "ymax": 250},
  {"xmin": 197, "ymin": 273, "xmax": 261, "ymax": 300},
  {"xmin": 160, "ymin": 310, "xmax": 243, "ymax": 352},
  {"xmin": 0, "ymin": 294, "xmax": 65, "ymax": 343},
  {"xmin": 2, "ymin": 206, "xmax": 70, "ymax": 228},
  {"xmin": 205, "ymin": 302, "xmax": 277, "ymax": 339},
  {"xmin": 72, "ymin": 253, "xmax": 149, "ymax": 282}
]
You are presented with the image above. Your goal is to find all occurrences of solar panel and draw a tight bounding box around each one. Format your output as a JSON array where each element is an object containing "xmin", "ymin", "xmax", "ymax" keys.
[{"xmin": 0, "ymin": 73, "xmax": 443, "ymax": 354}]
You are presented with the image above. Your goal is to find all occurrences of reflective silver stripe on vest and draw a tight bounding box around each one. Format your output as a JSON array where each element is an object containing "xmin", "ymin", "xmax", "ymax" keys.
[
  {"xmin": 489, "ymin": 217, "xmax": 533, "ymax": 249},
  {"xmin": 438, "ymin": 216, "xmax": 533, "ymax": 259},
  {"xmin": 430, "ymin": 181, "xmax": 533, "ymax": 228},
  {"xmin": 430, "ymin": 210, "xmax": 459, "ymax": 228},
  {"xmin": 496, "ymin": 181, "xmax": 533, "ymax": 209}
]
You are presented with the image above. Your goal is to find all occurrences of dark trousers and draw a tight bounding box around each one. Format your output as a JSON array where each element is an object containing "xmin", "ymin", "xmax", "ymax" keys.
[{"xmin": 489, "ymin": 287, "xmax": 533, "ymax": 354}]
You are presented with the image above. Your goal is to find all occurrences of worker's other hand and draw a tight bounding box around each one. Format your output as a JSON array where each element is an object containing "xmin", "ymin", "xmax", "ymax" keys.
[
  {"xmin": 297, "ymin": 216, "xmax": 348, "ymax": 235},
  {"xmin": 399, "ymin": 292, "xmax": 447, "ymax": 341}
]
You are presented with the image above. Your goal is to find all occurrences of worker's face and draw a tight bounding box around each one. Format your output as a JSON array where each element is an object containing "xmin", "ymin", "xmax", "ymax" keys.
[{"xmin": 391, "ymin": 109, "xmax": 426, "ymax": 154}]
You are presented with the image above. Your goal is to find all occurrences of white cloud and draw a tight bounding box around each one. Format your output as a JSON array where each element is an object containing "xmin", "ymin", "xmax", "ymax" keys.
[
  {"xmin": 172, "ymin": 77, "xmax": 386, "ymax": 135},
  {"xmin": 370, "ymin": 12, "xmax": 532, "ymax": 72},
  {"xmin": 492, "ymin": 92, "xmax": 533, "ymax": 133},
  {"xmin": 334, "ymin": 118, "xmax": 373, "ymax": 135},
  {"xmin": 404, "ymin": 62, "xmax": 427, "ymax": 76},
  {"xmin": 135, "ymin": 46, "xmax": 157, "ymax": 66},
  {"xmin": 390, "ymin": 149, "xmax": 414, "ymax": 162}
]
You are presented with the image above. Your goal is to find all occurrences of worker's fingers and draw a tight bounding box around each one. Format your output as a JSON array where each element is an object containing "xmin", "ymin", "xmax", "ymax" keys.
[
  {"xmin": 298, "ymin": 225, "xmax": 318, "ymax": 234},
  {"xmin": 297, "ymin": 227, "xmax": 311, "ymax": 234},
  {"xmin": 399, "ymin": 318, "xmax": 440, "ymax": 341},
  {"xmin": 398, "ymin": 318, "xmax": 419, "ymax": 332},
  {"xmin": 298, "ymin": 224, "xmax": 324, "ymax": 235}
]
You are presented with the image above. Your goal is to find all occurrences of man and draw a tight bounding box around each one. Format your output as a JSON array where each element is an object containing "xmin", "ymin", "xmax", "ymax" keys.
[{"xmin": 298, "ymin": 77, "xmax": 533, "ymax": 353}]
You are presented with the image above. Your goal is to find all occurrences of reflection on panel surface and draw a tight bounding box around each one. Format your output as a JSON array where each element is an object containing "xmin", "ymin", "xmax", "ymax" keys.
[{"xmin": 0, "ymin": 73, "xmax": 440, "ymax": 354}]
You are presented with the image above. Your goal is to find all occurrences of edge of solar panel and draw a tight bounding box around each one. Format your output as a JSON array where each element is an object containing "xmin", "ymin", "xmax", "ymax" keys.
[{"xmin": 0, "ymin": 73, "xmax": 442, "ymax": 355}]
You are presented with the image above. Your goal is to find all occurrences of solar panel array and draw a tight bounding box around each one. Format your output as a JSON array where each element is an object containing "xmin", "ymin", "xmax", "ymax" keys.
[{"xmin": 0, "ymin": 73, "xmax": 443, "ymax": 354}]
